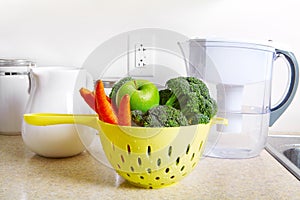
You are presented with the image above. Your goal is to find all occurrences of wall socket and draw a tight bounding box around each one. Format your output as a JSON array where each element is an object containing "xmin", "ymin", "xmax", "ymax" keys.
[
  {"xmin": 129, "ymin": 43, "xmax": 154, "ymax": 77},
  {"xmin": 135, "ymin": 43, "xmax": 147, "ymax": 67}
]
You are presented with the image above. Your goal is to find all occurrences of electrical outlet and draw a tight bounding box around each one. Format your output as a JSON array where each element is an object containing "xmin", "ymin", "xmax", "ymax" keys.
[
  {"xmin": 129, "ymin": 43, "xmax": 154, "ymax": 77},
  {"xmin": 135, "ymin": 43, "xmax": 147, "ymax": 67}
]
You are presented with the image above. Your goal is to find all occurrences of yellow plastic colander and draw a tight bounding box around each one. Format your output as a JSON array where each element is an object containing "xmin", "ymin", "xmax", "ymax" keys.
[{"xmin": 24, "ymin": 113, "xmax": 227, "ymax": 189}]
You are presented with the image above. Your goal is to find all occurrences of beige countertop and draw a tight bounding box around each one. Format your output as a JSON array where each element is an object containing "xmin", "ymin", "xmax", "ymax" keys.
[{"xmin": 0, "ymin": 135, "xmax": 299, "ymax": 200}]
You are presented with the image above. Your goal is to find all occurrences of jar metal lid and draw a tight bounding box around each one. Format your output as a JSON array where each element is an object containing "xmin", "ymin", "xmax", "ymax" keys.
[
  {"xmin": 0, "ymin": 59, "xmax": 35, "ymax": 76},
  {"xmin": 0, "ymin": 59, "xmax": 35, "ymax": 67}
]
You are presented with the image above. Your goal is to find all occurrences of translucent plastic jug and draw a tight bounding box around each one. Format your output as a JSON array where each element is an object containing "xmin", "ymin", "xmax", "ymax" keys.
[{"xmin": 181, "ymin": 39, "xmax": 299, "ymax": 158}]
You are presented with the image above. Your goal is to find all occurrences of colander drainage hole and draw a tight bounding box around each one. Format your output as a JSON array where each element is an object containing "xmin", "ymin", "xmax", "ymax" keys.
[
  {"xmin": 140, "ymin": 176, "xmax": 144, "ymax": 179},
  {"xmin": 198, "ymin": 141, "xmax": 203, "ymax": 151},
  {"xmin": 191, "ymin": 153, "xmax": 195, "ymax": 161},
  {"xmin": 147, "ymin": 168, "xmax": 151, "ymax": 173},
  {"xmin": 147, "ymin": 146, "xmax": 151, "ymax": 156},
  {"xmin": 137, "ymin": 157, "xmax": 142, "ymax": 166},
  {"xmin": 127, "ymin": 144, "xmax": 131, "ymax": 154},
  {"xmin": 157, "ymin": 158, "xmax": 161, "ymax": 166},
  {"xmin": 155, "ymin": 177, "xmax": 160, "ymax": 180},
  {"xmin": 186, "ymin": 144, "xmax": 190, "ymax": 154},
  {"xmin": 192, "ymin": 162, "xmax": 196, "ymax": 168},
  {"xmin": 168, "ymin": 146, "xmax": 173, "ymax": 157},
  {"xmin": 170, "ymin": 175, "xmax": 175, "ymax": 179},
  {"xmin": 180, "ymin": 166, "xmax": 185, "ymax": 171},
  {"xmin": 130, "ymin": 166, "xmax": 134, "ymax": 172},
  {"xmin": 176, "ymin": 157, "xmax": 180, "ymax": 165},
  {"xmin": 120, "ymin": 155, "xmax": 125, "ymax": 163},
  {"xmin": 165, "ymin": 168, "xmax": 170, "ymax": 173}
]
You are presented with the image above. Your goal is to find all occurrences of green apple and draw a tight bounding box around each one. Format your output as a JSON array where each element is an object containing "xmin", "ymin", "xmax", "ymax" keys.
[{"xmin": 116, "ymin": 79, "xmax": 159, "ymax": 113}]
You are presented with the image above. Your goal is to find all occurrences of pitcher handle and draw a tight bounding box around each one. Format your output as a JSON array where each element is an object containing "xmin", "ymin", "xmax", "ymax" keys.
[{"xmin": 269, "ymin": 49, "xmax": 299, "ymax": 126}]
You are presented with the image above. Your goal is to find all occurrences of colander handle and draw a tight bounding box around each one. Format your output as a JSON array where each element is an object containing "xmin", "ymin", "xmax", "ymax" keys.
[
  {"xmin": 269, "ymin": 49, "xmax": 299, "ymax": 126},
  {"xmin": 23, "ymin": 113, "xmax": 100, "ymax": 130},
  {"xmin": 211, "ymin": 117, "xmax": 228, "ymax": 125}
]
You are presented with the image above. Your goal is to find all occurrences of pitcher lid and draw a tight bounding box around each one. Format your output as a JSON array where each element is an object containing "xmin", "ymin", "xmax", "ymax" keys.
[{"xmin": 189, "ymin": 38, "xmax": 275, "ymax": 52}]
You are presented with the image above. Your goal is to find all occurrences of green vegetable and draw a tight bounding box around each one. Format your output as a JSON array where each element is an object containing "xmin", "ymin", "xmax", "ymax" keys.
[
  {"xmin": 188, "ymin": 113, "xmax": 210, "ymax": 125},
  {"xmin": 159, "ymin": 89, "xmax": 180, "ymax": 109},
  {"xmin": 131, "ymin": 110, "xmax": 144, "ymax": 127},
  {"xmin": 161, "ymin": 76, "xmax": 217, "ymax": 125},
  {"xmin": 131, "ymin": 105, "xmax": 188, "ymax": 127},
  {"xmin": 109, "ymin": 77, "xmax": 133, "ymax": 105}
]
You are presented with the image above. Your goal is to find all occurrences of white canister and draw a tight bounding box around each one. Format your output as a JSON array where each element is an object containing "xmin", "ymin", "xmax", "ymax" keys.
[{"xmin": 0, "ymin": 59, "xmax": 35, "ymax": 135}]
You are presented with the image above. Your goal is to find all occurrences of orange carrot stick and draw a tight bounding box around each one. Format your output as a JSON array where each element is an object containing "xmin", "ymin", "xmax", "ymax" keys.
[
  {"xmin": 79, "ymin": 88, "xmax": 96, "ymax": 111},
  {"xmin": 95, "ymin": 80, "xmax": 118, "ymax": 124},
  {"xmin": 106, "ymin": 96, "xmax": 111, "ymax": 103},
  {"xmin": 118, "ymin": 94, "xmax": 131, "ymax": 126}
]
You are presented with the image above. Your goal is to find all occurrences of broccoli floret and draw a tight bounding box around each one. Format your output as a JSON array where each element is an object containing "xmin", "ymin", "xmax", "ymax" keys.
[
  {"xmin": 131, "ymin": 105, "xmax": 188, "ymax": 127},
  {"xmin": 210, "ymin": 98, "xmax": 218, "ymax": 118},
  {"xmin": 186, "ymin": 77, "xmax": 210, "ymax": 99},
  {"xmin": 162, "ymin": 76, "xmax": 217, "ymax": 125},
  {"xmin": 159, "ymin": 89, "xmax": 180, "ymax": 109},
  {"xmin": 188, "ymin": 113, "xmax": 210, "ymax": 125},
  {"xmin": 131, "ymin": 110, "xmax": 144, "ymax": 127},
  {"xmin": 159, "ymin": 89, "xmax": 172, "ymax": 105},
  {"xmin": 109, "ymin": 77, "xmax": 133, "ymax": 105}
]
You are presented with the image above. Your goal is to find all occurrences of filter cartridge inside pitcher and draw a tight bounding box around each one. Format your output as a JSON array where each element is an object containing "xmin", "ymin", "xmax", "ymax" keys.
[
  {"xmin": 216, "ymin": 84, "xmax": 244, "ymax": 133},
  {"xmin": 206, "ymin": 80, "xmax": 271, "ymax": 158}
]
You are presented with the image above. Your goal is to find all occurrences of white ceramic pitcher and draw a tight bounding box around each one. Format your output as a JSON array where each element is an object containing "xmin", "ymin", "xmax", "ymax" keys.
[{"xmin": 22, "ymin": 67, "xmax": 94, "ymax": 158}]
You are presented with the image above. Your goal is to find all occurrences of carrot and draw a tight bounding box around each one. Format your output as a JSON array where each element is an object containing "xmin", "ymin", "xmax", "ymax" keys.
[
  {"xmin": 95, "ymin": 80, "xmax": 118, "ymax": 124},
  {"xmin": 105, "ymin": 95, "xmax": 117, "ymax": 114},
  {"xmin": 117, "ymin": 94, "xmax": 131, "ymax": 126},
  {"xmin": 79, "ymin": 88, "xmax": 96, "ymax": 111},
  {"xmin": 106, "ymin": 96, "xmax": 111, "ymax": 103}
]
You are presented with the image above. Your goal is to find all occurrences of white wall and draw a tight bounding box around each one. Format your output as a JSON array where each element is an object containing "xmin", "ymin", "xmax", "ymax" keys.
[{"xmin": 1, "ymin": 0, "xmax": 300, "ymax": 132}]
